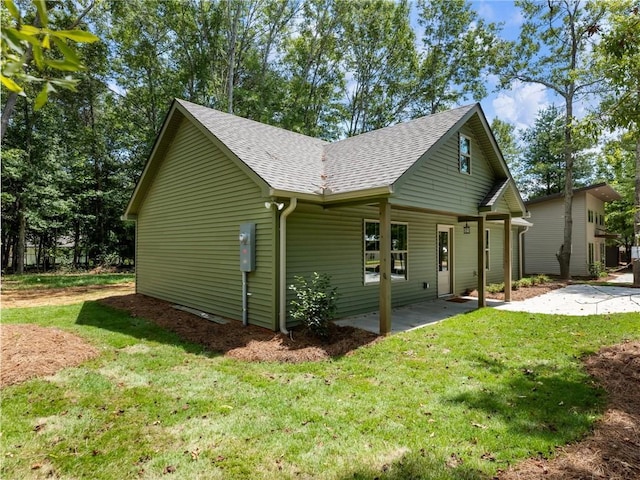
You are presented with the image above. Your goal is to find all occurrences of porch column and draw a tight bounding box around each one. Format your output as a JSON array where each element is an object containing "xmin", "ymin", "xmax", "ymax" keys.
[
  {"xmin": 477, "ymin": 215, "xmax": 486, "ymax": 308},
  {"xmin": 503, "ymin": 216, "xmax": 512, "ymax": 302},
  {"xmin": 379, "ymin": 199, "xmax": 392, "ymax": 335}
]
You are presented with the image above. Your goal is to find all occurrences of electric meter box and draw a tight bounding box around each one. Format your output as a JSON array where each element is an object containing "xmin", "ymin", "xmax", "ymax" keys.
[{"xmin": 239, "ymin": 223, "xmax": 256, "ymax": 272}]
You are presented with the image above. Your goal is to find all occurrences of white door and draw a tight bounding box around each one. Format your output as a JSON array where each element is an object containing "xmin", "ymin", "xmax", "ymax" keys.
[{"xmin": 438, "ymin": 226, "xmax": 453, "ymax": 296}]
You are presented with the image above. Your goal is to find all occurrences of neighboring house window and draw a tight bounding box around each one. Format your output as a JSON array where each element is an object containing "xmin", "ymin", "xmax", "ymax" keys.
[
  {"xmin": 459, "ymin": 134, "xmax": 471, "ymax": 174},
  {"xmin": 599, "ymin": 243, "xmax": 605, "ymax": 263},
  {"xmin": 485, "ymin": 229, "xmax": 490, "ymax": 271},
  {"xmin": 364, "ymin": 220, "xmax": 408, "ymax": 284},
  {"xmin": 598, "ymin": 214, "xmax": 604, "ymax": 226},
  {"xmin": 588, "ymin": 242, "xmax": 595, "ymax": 265},
  {"xmin": 588, "ymin": 210, "xmax": 594, "ymax": 223}
]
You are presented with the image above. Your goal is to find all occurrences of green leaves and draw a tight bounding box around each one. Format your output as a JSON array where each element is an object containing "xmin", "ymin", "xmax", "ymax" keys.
[{"xmin": 0, "ymin": 0, "xmax": 99, "ymax": 112}]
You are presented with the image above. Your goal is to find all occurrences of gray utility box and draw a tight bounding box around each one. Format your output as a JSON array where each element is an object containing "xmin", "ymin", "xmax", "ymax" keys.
[{"xmin": 239, "ymin": 223, "xmax": 256, "ymax": 272}]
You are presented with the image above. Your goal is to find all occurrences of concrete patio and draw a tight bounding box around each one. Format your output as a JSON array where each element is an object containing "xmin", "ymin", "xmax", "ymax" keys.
[
  {"xmin": 334, "ymin": 296, "xmax": 501, "ymax": 334},
  {"xmin": 335, "ymin": 273, "xmax": 639, "ymax": 334}
]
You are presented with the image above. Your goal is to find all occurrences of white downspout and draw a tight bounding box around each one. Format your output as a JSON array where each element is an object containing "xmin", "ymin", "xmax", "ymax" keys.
[
  {"xmin": 519, "ymin": 226, "xmax": 530, "ymax": 279},
  {"xmin": 279, "ymin": 198, "xmax": 297, "ymax": 334}
]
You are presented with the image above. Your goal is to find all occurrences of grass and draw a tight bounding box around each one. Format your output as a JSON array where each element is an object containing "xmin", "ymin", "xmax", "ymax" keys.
[
  {"xmin": 1, "ymin": 273, "xmax": 135, "ymax": 291},
  {"xmin": 1, "ymin": 303, "xmax": 638, "ymax": 479}
]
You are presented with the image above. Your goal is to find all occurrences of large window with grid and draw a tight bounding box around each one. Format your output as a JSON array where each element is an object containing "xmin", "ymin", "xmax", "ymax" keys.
[{"xmin": 364, "ymin": 220, "xmax": 408, "ymax": 284}]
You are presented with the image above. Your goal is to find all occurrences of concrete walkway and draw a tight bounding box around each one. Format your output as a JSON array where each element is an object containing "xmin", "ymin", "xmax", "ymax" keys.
[
  {"xmin": 494, "ymin": 283, "xmax": 640, "ymax": 316},
  {"xmin": 335, "ymin": 281, "xmax": 640, "ymax": 334}
]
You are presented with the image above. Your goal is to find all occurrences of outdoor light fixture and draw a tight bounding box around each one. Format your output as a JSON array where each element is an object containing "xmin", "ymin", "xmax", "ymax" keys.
[
  {"xmin": 264, "ymin": 201, "xmax": 285, "ymax": 210},
  {"xmin": 463, "ymin": 222, "xmax": 471, "ymax": 234}
]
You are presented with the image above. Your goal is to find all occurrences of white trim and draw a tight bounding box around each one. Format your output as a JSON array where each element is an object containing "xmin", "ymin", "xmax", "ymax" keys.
[
  {"xmin": 364, "ymin": 219, "xmax": 409, "ymax": 285},
  {"xmin": 437, "ymin": 224, "xmax": 455, "ymax": 296},
  {"xmin": 459, "ymin": 133, "xmax": 472, "ymax": 175}
]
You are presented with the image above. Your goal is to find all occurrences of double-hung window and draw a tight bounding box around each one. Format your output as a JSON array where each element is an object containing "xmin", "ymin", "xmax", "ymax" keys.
[{"xmin": 364, "ymin": 220, "xmax": 408, "ymax": 284}]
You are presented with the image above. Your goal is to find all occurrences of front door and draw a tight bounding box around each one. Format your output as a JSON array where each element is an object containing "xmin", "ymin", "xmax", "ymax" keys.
[{"xmin": 437, "ymin": 225, "xmax": 453, "ymax": 296}]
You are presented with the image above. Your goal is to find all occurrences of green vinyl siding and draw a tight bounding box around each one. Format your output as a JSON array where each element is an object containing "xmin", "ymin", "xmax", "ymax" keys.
[
  {"xmin": 393, "ymin": 125, "xmax": 500, "ymax": 216},
  {"xmin": 287, "ymin": 203, "xmax": 460, "ymax": 320},
  {"xmin": 136, "ymin": 117, "xmax": 276, "ymax": 329},
  {"xmin": 454, "ymin": 224, "xmax": 519, "ymax": 294}
]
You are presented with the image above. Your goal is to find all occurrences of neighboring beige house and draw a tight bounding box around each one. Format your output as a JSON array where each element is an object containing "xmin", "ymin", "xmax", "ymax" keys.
[
  {"xmin": 124, "ymin": 99, "xmax": 528, "ymax": 334},
  {"xmin": 523, "ymin": 183, "xmax": 621, "ymax": 277}
]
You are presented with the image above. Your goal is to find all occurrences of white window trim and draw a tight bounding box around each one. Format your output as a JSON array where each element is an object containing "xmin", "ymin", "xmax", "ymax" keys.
[
  {"xmin": 364, "ymin": 219, "xmax": 409, "ymax": 285},
  {"xmin": 485, "ymin": 229, "xmax": 490, "ymax": 271},
  {"xmin": 459, "ymin": 133, "xmax": 471, "ymax": 174}
]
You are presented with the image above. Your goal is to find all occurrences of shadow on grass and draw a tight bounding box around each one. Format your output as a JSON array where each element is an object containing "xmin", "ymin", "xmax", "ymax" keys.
[
  {"xmin": 449, "ymin": 353, "xmax": 605, "ymax": 444},
  {"xmin": 342, "ymin": 449, "xmax": 488, "ymax": 480},
  {"xmin": 82, "ymin": 294, "xmax": 379, "ymax": 362},
  {"xmin": 75, "ymin": 300, "xmax": 211, "ymax": 356}
]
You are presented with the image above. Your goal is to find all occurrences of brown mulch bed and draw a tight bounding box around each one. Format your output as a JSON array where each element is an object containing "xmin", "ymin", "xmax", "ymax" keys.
[
  {"xmin": 469, "ymin": 281, "xmax": 569, "ymax": 301},
  {"xmin": 0, "ymin": 324, "xmax": 99, "ymax": 388},
  {"xmin": 99, "ymin": 293, "xmax": 380, "ymax": 363},
  {"xmin": 497, "ymin": 340, "xmax": 640, "ymax": 480}
]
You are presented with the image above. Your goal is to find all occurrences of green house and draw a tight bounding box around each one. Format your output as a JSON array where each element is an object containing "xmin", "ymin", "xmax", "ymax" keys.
[{"xmin": 124, "ymin": 99, "xmax": 528, "ymax": 334}]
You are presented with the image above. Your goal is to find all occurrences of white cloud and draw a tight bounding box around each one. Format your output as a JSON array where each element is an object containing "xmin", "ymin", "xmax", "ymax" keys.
[{"xmin": 492, "ymin": 81, "xmax": 550, "ymax": 130}]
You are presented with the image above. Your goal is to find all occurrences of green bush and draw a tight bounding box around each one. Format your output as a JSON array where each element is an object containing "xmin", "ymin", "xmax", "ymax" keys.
[
  {"xmin": 588, "ymin": 262, "xmax": 607, "ymax": 279},
  {"xmin": 487, "ymin": 282, "xmax": 505, "ymax": 294},
  {"xmin": 289, "ymin": 272, "xmax": 338, "ymax": 340}
]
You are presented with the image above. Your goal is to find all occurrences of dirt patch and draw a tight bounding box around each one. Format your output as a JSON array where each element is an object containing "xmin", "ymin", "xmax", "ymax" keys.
[
  {"xmin": 497, "ymin": 340, "xmax": 640, "ymax": 480},
  {"xmin": 100, "ymin": 293, "xmax": 380, "ymax": 363},
  {"xmin": 0, "ymin": 324, "xmax": 100, "ymax": 388},
  {"xmin": 1, "ymin": 283, "xmax": 135, "ymax": 308}
]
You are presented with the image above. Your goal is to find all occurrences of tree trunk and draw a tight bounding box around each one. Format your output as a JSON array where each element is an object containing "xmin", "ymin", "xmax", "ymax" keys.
[
  {"xmin": 633, "ymin": 135, "xmax": 640, "ymax": 287},
  {"xmin": 16, "ymin": 201, "xmax": 25, "ymax": 275},
  {"xmin": 557, "ymin": 101, "xmax": 574, "ymax": 279}
]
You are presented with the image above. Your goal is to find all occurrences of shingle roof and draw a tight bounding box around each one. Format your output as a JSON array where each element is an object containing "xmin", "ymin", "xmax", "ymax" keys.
[
  {"xmin": 177, "ymin": 100, "xmax": 328, "ymax": 195},
  {"xmin": 323, "ymin": 105, "xmax": 475, "ymax": 194},
  {"xmin": 177, "ymin": 99, "xmax": 475, "ymax": 196}
]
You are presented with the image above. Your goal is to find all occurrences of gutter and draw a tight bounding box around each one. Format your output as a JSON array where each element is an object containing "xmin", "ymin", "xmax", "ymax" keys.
[{"xmin": 279, "ymin": 198, "xmax": 297, "ymax": 334}]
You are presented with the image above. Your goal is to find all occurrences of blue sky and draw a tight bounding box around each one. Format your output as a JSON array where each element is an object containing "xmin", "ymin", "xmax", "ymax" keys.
[
  {"xmin": 470, "ymin": 1, "xmax": 599, "ymax": 133},
  {"xmin": 471, "ymin": 0, "xmax": 556, "ymax": 131}
]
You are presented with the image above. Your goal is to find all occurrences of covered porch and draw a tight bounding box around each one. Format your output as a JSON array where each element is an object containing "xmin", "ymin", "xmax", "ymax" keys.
[{"xmin": 335, "ymin": 295, "xmax": 504, "ymax": 334}]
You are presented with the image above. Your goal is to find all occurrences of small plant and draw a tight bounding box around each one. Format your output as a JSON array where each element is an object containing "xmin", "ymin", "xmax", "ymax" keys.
[
  {"xmin": 588, "ymin": 262, "xmax": 607, "ymax": 279},
  {"xmin": 487, "ymin": 282, "xmax": 505, "ymax": 294},
  {"xmin": 289, "ymin": 272, "xmax": 338, "ymax": 340}
]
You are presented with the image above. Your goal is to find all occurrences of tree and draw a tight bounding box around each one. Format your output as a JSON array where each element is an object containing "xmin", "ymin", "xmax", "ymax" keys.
[
  {"xmin": 500, "ymin": 0, "xmax": 608, "ymax": 279},
  {"xmin": 596, "ymin": 135, "xmax": 636, "ymax": 264},
  {"xmin": 519, "ymin": 105, "xmax": 594, "ymax": 199},
  {"xmin": 596, "ymin": 0, "xmax": 640, "ymax": 285},
  {"xmin": 413, "ymin": 0, "xmax": 504, "ymax": 115},
  {"xmin": 491, "ymin": 118, "xmax": 524, "ymax": 189},
  {"xmin": 1, "ymin": 0, "xmax": 99, "ymax": 140},
  {"xmin": 341, "ymin": 0, "xmax": 416, "ymax": 136},
  {"xmin": 280, "ymin": 0, "xmax": 345, "ymax": 139}
]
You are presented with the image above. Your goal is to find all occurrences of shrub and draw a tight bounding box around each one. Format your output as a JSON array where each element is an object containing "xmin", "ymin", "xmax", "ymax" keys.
[
  {"xmin": 289, "ymin": 273, "xmax": 338, "ymax": 340},
  {"xmin": 588, "ymin": 262, "xmax": 607, "ymax": 279},
  {"xmin": 487, "ymin": 282, "xmax": 505, "ymax": 294}
]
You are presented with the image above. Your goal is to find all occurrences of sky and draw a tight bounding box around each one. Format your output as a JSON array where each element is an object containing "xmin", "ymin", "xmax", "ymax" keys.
[{"xmin": 470, "ymin": 0, "xmax": 556, "ymax": 131}]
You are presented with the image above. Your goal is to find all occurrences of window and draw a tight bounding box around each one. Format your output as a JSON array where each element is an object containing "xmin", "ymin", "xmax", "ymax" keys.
[
  {"xmin": 599, "ymin": 243, "xmax": 605, "ymax": 263},
  {"xmin": 364, "ymin": 220, "xmax": 408, "ymax": 284},
  {"xmin": 588, "ymin": 210, "xmax": 594, "ymax": 223},
  {"xmin": 598, "ymin": 214, "xmax": 604, "ymax": 226},
  {"xmin": 588, "ymin": 242, "xmax": 595, "ymax": 265},
  {"xmin": 485, "ymin": 229, "xmax": 490, "ymax": 271},
  {"xmin": 459, "ymin": 134, "xmax": 471, "ymax": 174}
]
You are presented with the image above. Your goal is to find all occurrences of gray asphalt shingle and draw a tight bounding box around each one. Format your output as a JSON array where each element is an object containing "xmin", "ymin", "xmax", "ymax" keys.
[{"xmin": 178, "ymin": 99, "xmax": 475, "ymax": 196}]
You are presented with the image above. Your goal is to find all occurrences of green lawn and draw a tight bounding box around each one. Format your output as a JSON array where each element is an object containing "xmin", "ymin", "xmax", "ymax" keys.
[
  {"xmin": 1, "ymin": 273, "xmax": 135, "ymax": 290},
  {"xmin": 1, "ymin": 302, "xmax": 638, "ymax": 479}
]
